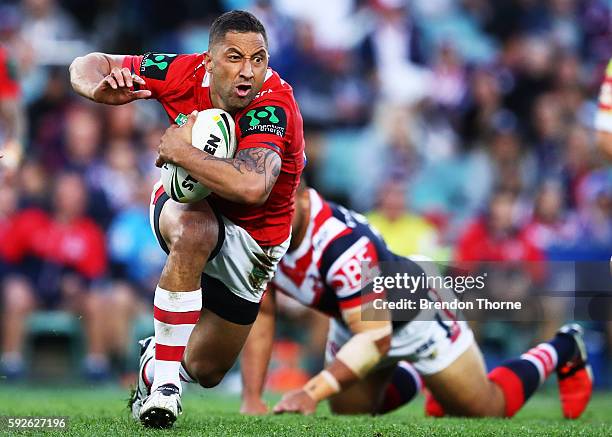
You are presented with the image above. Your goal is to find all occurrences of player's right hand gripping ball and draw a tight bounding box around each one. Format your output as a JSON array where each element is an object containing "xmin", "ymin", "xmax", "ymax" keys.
[{"xmin": 161, "ymin": 109, "xmax": 236, "ymax": 203}]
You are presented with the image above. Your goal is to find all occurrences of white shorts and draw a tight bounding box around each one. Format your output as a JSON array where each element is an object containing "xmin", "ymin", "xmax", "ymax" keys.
[
  {"xmin": 149, "ymin": 180, "xmax": 289, "ymax": 321},
  {"xmin": 325, "ymin": 316, "xmax": 474, "ymax": 376},
  {"xmin": 204, "ymin": 214, "xmax": 289, "ymax": 303}
]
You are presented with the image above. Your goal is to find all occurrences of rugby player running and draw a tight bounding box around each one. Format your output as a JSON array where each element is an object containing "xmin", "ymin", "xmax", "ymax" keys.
[
  {"xmin": 69, "ymin": 11, "xmax": 304, "ymax": 428},
  {"xmin": 240, "ymin": 182, "xmax": 592, "ymax": 419}
]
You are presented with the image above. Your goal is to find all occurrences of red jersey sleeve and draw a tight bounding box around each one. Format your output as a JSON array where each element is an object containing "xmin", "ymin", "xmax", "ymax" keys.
[
  {"xmin": 122, "ymin": 53, "xmax": 201, "ymax": 101},
  {"xmin": 235, "ymin": 97, "xmax": 292, "ymax": 158}
]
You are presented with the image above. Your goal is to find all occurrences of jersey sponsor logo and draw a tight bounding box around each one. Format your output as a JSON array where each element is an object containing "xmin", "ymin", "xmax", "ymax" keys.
[
  {"xmin": 328, "ymin": 237, "xmax": 379, "ymax": 298},
  {"xmin": 239, "ymin": 105, "xmax": 287, "ymax": 138},
  {"xmin": 141, "ymin": 53, "xmax": 177, "ymax": 80}
]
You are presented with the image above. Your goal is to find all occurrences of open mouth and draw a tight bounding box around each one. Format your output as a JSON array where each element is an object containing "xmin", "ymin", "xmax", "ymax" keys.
[{"xmin": 235, "ymin": 84, "xmax": 252, "ymax": 97}]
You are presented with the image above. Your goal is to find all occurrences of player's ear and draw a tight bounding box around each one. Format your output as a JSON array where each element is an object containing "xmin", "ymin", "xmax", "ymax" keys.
[{"xmin": 203, "ymin": 52, "xmax": 213, "ymax": 73}]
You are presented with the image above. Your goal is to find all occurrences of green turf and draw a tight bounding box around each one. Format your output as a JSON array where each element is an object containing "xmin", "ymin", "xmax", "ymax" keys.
[{"xmin": 0, "ymin": 386, "xmax": 610, "ymax": 436}]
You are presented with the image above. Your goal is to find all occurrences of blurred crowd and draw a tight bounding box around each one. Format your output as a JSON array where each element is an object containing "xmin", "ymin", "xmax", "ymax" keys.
[{"xmin": 0, "ymin": 0, "xmax": 610, "ymax": 385}]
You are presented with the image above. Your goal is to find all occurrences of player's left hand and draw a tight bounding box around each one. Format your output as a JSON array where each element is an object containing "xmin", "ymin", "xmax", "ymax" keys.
[
  {"xmin": 155, "ymin": 111, "xmax": 197, "ymax": 167},
  {"xmin": 272, "ymin": 389, "xmax": 317, "ymax": 415}
]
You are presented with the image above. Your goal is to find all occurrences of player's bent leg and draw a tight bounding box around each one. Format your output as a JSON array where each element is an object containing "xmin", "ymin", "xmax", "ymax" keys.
[
  {"xmin": 157, "ymin": 197, "xmax": 219, "ymax": 291},
  {"xmin": 424, "ymin": 324, "xmax": 592, "ymax": 419},
  {"xmin": 183, "ymin": 306, "xmax": 254, "ymax": 388},
  {"xmin": 140, "ymin": 192, "xmax": 219, "ymax": 428},
  {"xmin": 423, "ymin": 343, "xmax": 506, "ymax": 417},
  {"xmin": 328, "ymin": 365, "xmax": 396, "ymax": 415}
]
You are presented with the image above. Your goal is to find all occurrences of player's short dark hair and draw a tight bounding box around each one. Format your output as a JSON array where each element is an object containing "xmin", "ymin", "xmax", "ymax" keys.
[{"xmin": 209, "ymin": 10, "xmax": 268, "ymax": 49}]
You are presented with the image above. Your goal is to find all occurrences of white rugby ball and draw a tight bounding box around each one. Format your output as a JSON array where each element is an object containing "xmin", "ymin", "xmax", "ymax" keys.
[{"xmin": 161, "ymin": 109, "xmax": 236, "ymax": 203}]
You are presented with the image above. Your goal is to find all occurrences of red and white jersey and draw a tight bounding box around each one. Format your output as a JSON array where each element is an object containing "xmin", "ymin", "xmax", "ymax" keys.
[
  {"xmin": 272, "ymin": 189, "xmax": 401, "ymax": 319},
  {"xmin": 122, "ymin": 53, "xmax": 305, "ymax": 246}
]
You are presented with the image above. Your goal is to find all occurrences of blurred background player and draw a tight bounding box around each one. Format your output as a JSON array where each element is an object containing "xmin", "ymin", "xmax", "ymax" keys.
[
  {"xmin": 69, "ymin": 10, "xmax": 304, "ymax": 428},
  {"xmin": 240, "ymin": 183, "xmax": 593, "ymax": 420}
]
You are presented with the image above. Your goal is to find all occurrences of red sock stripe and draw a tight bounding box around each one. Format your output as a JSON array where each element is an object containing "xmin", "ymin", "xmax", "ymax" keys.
[
  {"xmin": 154, "ymin": 306, "xmax": 200, "ymax": 325},
  {"xmin": 534, "ymin": 347, "xmax": 554, "ymax": 375},
  {"xmin": 526, "ymin": 348, "xmax": 553, "ymax": 377},
  {"xmin": 488, "ymin": 366, "xmax": 525, "ymax": 417},
  {"xmin": 156, "ymin": 343, "xmax": 186, "ymax": 362}
]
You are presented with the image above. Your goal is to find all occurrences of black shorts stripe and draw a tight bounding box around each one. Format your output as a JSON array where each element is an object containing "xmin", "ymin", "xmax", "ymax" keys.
[
  {"xmin": 207, "ymin": 202, "xmax": 225, "ymax": 261},
  {"xmin": 152, "ymin": 194, "xmax": 224, "ymax": 262},
  {"xmin": 201, "ymin": 274, "xmax": 259, "ymax": 325},
  {"xmin": 153, "ymin": 192, "xmax": 170, "ymax": 254}
]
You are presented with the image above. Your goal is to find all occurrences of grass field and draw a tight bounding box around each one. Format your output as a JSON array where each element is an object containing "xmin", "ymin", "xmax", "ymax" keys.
[{"xmin": 0, "ymin": 386, "xmax": 610, "ymax": 436}]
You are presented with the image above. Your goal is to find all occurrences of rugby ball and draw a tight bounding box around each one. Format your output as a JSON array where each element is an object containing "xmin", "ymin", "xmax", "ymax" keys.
[{"xmin": 161, "ymin": 109, "xmax": 236, "ymax": 203}]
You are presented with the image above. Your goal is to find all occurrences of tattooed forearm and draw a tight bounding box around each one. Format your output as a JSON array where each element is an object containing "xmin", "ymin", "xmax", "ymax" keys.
[{"xmin": 202, "ymin": 147, "xmax": 282, "ymax": 195}]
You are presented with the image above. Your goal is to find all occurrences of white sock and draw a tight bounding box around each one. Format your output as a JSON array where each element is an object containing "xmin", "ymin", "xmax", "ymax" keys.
[
  {"xmin": 152, "ymin": 286, "xmax": 202, "ymax": 393},
  {"xmin": 143, "ymin": 358, "xmax": 196, "ymax": 387}
]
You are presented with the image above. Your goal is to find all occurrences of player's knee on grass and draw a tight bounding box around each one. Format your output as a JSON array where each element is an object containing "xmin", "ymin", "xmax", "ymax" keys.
[{"xmin": 453, "ymin": 396, "xmax": 504, "ymax": 418}]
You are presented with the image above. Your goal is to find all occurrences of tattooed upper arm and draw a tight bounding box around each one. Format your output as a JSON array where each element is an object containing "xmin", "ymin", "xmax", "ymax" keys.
[{"xmin": 233, "ymin": 147, "xmax": 282, "ymax": 195}]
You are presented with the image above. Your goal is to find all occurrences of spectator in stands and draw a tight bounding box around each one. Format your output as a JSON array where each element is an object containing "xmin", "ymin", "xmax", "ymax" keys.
[
  {"xmin": 0, "ymin": 172, "xmax": 128, "ymax": 380},
  {"xmin": 360, "ymin": 0, "xmax": 429, "ymax": 106},
  {"xmin": 107, "ymin": 177, "xmax": 166, "ymax": 306},
  {"xmin": 574, "ymin": 168, "xmax": 612, "ymax": 254},
  {"xmin": 455, "ymin": 189, "xmax": 550, "ymax": 341},
  {"xmin": 530, "ymin": 93, "xmax": 565, "ymax": 180},
  {"xmin": 0, "ymin": 10, "xmax": 25, "ymax": 180},
  {"xmin": 367, "ymin": 179, "xmax": 443, "ymax": 260},
  {"xmin": 456, "ymin": 188, "xmax": 544, "ymax": 263},
  {"xmin": 561, "ymin": 124, "xmax": 595, "ymax": 208},
  {"xmin": 524, "ymin": 181, "xmax": 580, "ymax": 258},
  {"xmin": 460, "ymin": 68, "xmax": 509, "ymax": 150},
  {"xmin": 0, "ymin": 183, "xmax": 18, "ymax": 286},
  {"xmin": 62, "ymin": 103, "xmax": 112, "ymax": 226}
]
